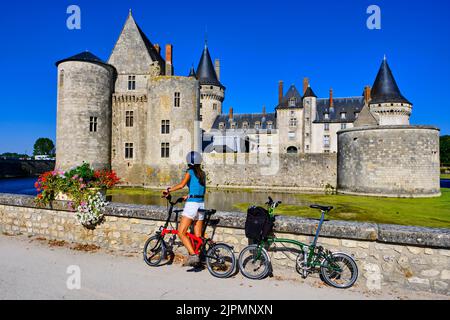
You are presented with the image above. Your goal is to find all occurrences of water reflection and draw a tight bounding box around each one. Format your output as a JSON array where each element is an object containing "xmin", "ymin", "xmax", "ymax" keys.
[{"xmin": 108, "ymin": 190, "xmax": 309, "ymax": 212}]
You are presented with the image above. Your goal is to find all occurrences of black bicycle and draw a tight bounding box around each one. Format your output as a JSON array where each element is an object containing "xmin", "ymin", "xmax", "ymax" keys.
[{"xmin": 143, "ymin": 194, "xmax": 237, "ymax": 278}]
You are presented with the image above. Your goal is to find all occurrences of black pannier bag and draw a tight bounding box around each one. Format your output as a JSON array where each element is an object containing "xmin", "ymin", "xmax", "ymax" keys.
[{"xmin": 245, "ymin": 206, "xmax": 274, "ymax": 241}]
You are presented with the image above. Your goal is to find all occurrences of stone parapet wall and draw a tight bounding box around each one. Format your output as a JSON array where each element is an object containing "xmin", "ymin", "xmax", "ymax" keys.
[{"xmin": 0, "ymin": 193, "xmax": 449, "ymax": 295}]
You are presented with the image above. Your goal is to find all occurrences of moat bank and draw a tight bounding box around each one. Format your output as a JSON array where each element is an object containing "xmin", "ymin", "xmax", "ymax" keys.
[{"xmin": 0, "ymin": 160, "xmax": 55, "ymax": 179}]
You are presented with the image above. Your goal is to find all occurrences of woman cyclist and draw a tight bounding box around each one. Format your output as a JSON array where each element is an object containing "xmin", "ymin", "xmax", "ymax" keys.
[{"xmin": 162, "ymin": 151, "xmax": 206, "ymax": 266}]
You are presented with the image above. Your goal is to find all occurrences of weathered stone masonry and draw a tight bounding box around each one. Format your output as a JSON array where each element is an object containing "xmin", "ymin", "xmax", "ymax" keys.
[{"xmin": 0, "ymin": 193, "xmax": 449, "ymax": 295}]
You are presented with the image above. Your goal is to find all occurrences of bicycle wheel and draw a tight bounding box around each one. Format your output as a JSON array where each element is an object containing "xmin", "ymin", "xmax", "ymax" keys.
[
  {"xmin": 143, "ymin": 235, "xmax": 167, "ymax": 267},
  {"xmin": 238, "ymin": 244, "xmax": 271, "ymax": 280},
  {"xmin": 206, "ymin": 243, "xmax": 236, "ymax": 278},
  {"xmin": 320, "ymin": 252, "xmax": 358, "ymax": 289}
]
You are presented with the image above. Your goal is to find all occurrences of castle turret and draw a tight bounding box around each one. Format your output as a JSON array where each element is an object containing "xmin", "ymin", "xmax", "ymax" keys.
[
  {"xmin": 302, "ymin": 79, "xmax": 318, "ymax": 153},
  {"xmin": 196, "ymin": 43, "xmax": 225, "ymax": 130},
  {"xmin": 369, "ymin": 57, "xmax": 412, "ymax": 125},
  {"xmin": 55, "ymin": 52, "xmax": 116, "ymax": 170}
]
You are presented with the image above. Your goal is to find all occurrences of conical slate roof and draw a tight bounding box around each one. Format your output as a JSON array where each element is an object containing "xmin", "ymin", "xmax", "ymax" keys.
[
  {"xmin": 370, "ymin": 58, "xmax": 411, "ymax": 105},
  {"xmin": 55, "ymin": 51, "xmax": 109, "ymax": 67},
  {"xmin": 196, "ymin": 43, "xmax": 223, "ymax": 88},
  {"xmin": 303, "ymin": 85, "xmax": 317, "ymax": 98},
  {"xmin": 188, "ymin": 66, "xmax": 196, "ymax": 77}
]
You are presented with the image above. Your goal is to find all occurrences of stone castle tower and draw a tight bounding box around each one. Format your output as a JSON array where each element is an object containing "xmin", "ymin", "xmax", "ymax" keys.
[
  {"xmin": 369, "ymin": 57, "xmax": 413, "ymax": 125},
  {"xmin": 55, "ymin": 52, "xmax": 116, "ymax": 170},
  {"xmin": 195, "ymin": 43, "xmax": 225, "ymax": 131}
]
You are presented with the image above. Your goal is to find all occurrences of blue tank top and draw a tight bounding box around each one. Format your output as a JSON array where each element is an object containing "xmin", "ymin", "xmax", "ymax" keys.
[{"xmin": 187, "ymin": 169, "xmax": 206, "ymax": 203}]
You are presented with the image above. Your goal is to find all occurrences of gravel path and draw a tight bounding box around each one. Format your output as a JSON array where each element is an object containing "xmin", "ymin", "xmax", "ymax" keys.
[{"xmin": 0, "ymin": 234, "xmax": 445, "ymax": 300}]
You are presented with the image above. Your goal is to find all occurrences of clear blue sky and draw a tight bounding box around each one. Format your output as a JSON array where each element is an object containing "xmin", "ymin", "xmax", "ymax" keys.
[{"xmin": 0, "ymin": 0, "xmax": 449, "ymax": 154}]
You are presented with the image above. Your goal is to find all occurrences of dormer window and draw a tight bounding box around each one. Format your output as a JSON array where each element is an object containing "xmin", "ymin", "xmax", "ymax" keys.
[
  {"xmin": 324, "ymin": 113, "xmax": 329, "ymax": 120},
  {"xmin": 242, "ymin": 122, "xmax": 249, "ymax": 130},
  {"xmin": 289, "ymin": 97, "xmax": 297, "ymax": 107},
  {"xmin": 267, "ymin": 122, "xmax": 273, "ymax": 130},
  {"xmin": 230, "ymin": 122, "xmax": 236, "ymax": 129},
  {"xmin": 255, "ymin": 122, "xmax": 261, "ymax": 130},
  {"xmin": 341, "ymin": 112, "xmax": 346, "ymax": 120},
  {"xmin": 219, "ymin": 122, "xmax": 225, "ymax": 130}
]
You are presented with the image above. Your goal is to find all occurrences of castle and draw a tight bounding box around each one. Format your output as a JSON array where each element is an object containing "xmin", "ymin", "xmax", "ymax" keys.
[{"xmin": 55, "ymin": 11, "xmax": 440, "ymax": 197}]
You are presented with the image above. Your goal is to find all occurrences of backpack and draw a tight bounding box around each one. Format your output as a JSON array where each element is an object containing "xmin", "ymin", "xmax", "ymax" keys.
[{"xmin": 245, "ymin": 206, "xmax": 274, "ymax": 241}]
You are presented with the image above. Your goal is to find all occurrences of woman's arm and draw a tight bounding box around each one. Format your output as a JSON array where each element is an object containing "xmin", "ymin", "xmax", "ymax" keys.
[{"xmin": 163, "ymin": 172, "xmax": 190, "ymax": 194}]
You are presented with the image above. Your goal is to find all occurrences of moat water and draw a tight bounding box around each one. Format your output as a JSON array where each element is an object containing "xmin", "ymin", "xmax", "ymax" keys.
[{"xmin": 1, "ymin": 177, "xmax": 449, "ymax": 212}]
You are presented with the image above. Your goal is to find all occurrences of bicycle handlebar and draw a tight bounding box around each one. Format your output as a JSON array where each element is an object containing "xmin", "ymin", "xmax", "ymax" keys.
[
  {"xmin": 162, "ymin": 193, "xmax": 185, "ymax": 206},
  {"xmin": 266, "ymin": 196, "xmax": 282, "ymax": 208}
]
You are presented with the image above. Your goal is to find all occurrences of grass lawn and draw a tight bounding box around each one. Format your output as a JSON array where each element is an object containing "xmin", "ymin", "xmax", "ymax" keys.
[
  {"xmin": 442, "ymin": 174, "xmax": 450, "ymax": 179},
  {"xmin": 233, "ymin": 189, "xmax": 450, "ymax": 229}
]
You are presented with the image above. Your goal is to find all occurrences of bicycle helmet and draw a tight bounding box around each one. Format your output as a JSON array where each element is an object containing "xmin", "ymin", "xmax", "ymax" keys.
[{"xmin": 186, "ymin": 151, "xmax": 202, "ymax": 165}]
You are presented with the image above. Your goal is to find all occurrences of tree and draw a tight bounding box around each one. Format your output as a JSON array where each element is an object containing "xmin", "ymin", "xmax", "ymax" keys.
[
  {"xmin": 440, "ymin": 135, "xmax": 450, "ymax": 166},
  {"xmin": 33, "ymin": 138, "xmax": 55, "ymax": 156}
]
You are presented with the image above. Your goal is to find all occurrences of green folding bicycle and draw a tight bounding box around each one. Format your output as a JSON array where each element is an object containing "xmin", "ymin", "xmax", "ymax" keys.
[{"xmin": 238, "ymin": 197, "xmax": 359, "ymax": 289}]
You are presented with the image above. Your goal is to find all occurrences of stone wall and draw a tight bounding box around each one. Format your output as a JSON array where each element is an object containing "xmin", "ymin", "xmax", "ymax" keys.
[
  {"xmin": 337, "ymin": 125, "xmax": 441, "ymax": 197},
  {"xmin": 203, "ymin": 153, "xmax": 337, "ymax": 192},
  {"xmin": 1, "ymin": 193, "xmax": 448, "ymax": 295}
]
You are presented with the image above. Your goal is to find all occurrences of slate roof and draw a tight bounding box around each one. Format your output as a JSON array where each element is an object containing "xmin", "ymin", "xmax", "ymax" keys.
[
  {"xmin": 276, "ymin": 85, "xmax": 303, "ymax": 109},
  {"xmin": 314, "ymin": 97, "xmax": 365, "ymax": 123},
  {"xmin": 370, "ymin": 58, "xmax": 411, "ymax": 105},
  {"xmin": 55, "ymin": 51, "xmax": 111, "ymax": 67},
  {"xmin": 135, "ymin": 22, "xmax": 165, "ymax": 67},
  {"xmin": 211, "ymin": 113, "xmax": 277, "ymax": 130},
  {"xmin": 188, "ymin": 66, "xmax": 196, "ymax": 77},
  {"xmin": 303, "ymin": 85, "xmax": 317, "ymax": 98},
  {"xmin": 196, "ymin": 44, "xmax": 224, "ymax": 88}
]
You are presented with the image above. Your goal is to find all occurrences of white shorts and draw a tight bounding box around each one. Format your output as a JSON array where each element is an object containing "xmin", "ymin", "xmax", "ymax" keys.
[{"xmin": 182, "ymin": 202, "xmax": 205, "ymax": 221}]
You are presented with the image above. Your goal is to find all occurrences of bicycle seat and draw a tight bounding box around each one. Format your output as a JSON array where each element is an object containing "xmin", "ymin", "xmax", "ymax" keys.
[
  {"xmin": 310, "ymin": 204, "xmax": 333, "ymax": 212},
  {"xmin": 199, "ymin": 209, "xmax": 216, "ymax": 216}
]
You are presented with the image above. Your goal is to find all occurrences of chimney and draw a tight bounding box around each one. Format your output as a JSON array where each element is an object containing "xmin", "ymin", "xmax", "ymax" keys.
[
  {"xmin": 329, "ymin": 88, "xmax": 334, "ymax": 108},
  {"xmin": 229, "ymin": 107, "xmax": 233, "ymax": 120},
  {"xmin": 154, "ymin": 44, "xmax": 161, "ymax": 55},
  {"xmin": 215, "ymin": 59, "xmax": 220, "ymax": 81},
  {"xmin": 364, "ymin": 85, "xmax": 371, "ymax": 104},
  {"xmin": 262, "ymin": 105, "xmax": 266, "ymax": 116},
  {"xmin": 165, "ymin": 44, "xmax": 173, "ymax": 76},
  {"xmin": 278, "ymin": 81, "xmax": 284, "ymax": 104},
  {"xmin": 303, "ymin": 77, "xmax": 309, "ymax": 95}
]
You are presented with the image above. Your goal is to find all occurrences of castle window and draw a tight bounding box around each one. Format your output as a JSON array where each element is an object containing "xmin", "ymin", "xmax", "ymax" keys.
[
  {"xmin": 323, "ymin": 135, "xmax": 330, "ymax": 148},
  {"xmin": 306, "ymin": 145, "xmax": 310, "ymax": 151},
  {"xmin": 219, "ymin": 122, "xmax": 225, "ymax": 130},
  {"xmin": 255, "ymin": 122, "xmax": 261, "ymax": 130},
  {"xmin": 213, "ymin": 103, "xmax": 217, "ymax": 111},
  {"xmin": 340, "ymin": 112, "xmax": 346, "ymax": 120},
  {"xmin": 89, "ymin": 117, "xmax": 98, "ymax": 132},
  {"xmin": 341, "ymin": 123, "xmax": 347, "ymax": 130},
  {"xmin": 324, "ymin": 113, "xmax": 329, "ymax": 120},
  {"xmin": 231, "ymin": 122, "xmax": 236, "ymax": 129},
  {"xmin": 243, "ymin": 122, "xmax": 249, "ymax": 130},
  {"xmin": 125, "ymin": 111, "xmax": 134, "ymax": 127},
  {"xmin": 289, "ymin": 118, "xmax": 297, "ymax": 127},
  {"xmin": 200, "ymin": 103, "xmax": 202, "ymax": 109},
  {"xmin": 161, "ymin": 120, "xmax": 170, "ymax": 134},
  {"xmin": 128, "ymin": 75, "xmax": 136, "ymax": 91},
  {"xmin": 324, "ymin": 123, "xmax": 330, "ymax": 131},
  {"xmin": 59, "ymin": 70, "xmax": 64, "ymax": 88},
  {"xmin": 288, "ymin": 132, "xmax": 295, "ymax": 140},
  {"xmin": 161, "ymin": 143, "xmax": 170, "ymax": 158},
  {"xmin": 290, "ymin": 111, "xmax": 295, "ymax": 117},
  {"xmin": 174, "ymin": 92, "xmax": 181, "ymax": 107},
  {"xmin": 324, "ymin": 150, "xmax": 330, "ymax": 153},
  {"xmin": 289, "ymin": 97, "xmax": 296, "ymax": 107},
  {"xmin": 125, "ymin": 143, "xmax": 133, "ymax": 159},
  {"xmin": 267, "ymin": 122, "xmax": 273, "ymax": 130},
  {"xmin": 199, "ymin": 114, "xmax": 203, "ymax": 121}
]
